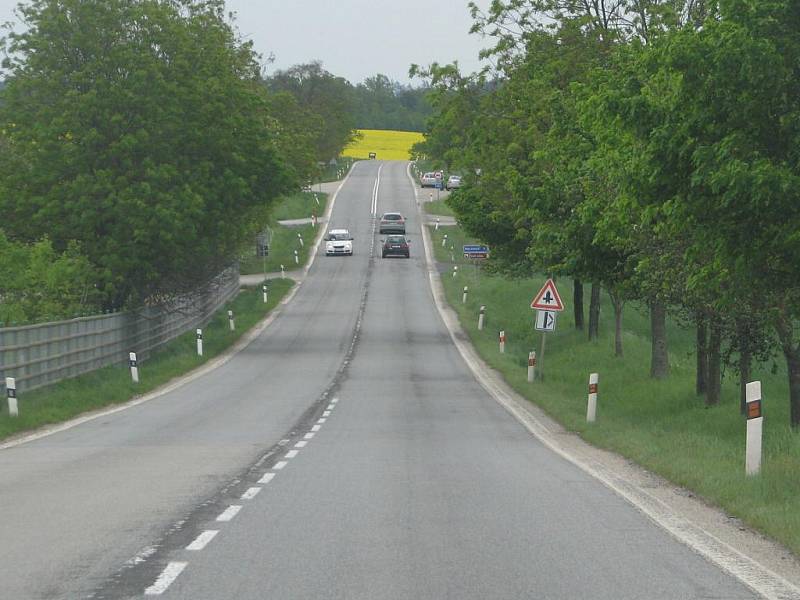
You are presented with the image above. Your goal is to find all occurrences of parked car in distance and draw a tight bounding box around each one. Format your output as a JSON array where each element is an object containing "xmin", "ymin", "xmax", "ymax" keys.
[
  {"xmin": 420, "ymin": 172, "xmax": 439, "ymax": 188},
  {"xmin": 379, "ymin": 212, "xmax": 406, "ymax": 234},
  {"xmin": 446, "ymin": 175, "xmax": 462, "ymax": 190},
  {"xmin": 381, "ymin": 235, "xmax": 410, "ymax": 258},
  {"xmin": 324, "ymin": 229, "xmax": 353, "ymax": 256}
]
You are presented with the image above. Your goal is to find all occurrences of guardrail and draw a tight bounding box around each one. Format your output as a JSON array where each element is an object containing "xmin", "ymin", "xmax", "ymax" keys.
[{"xmin": 0, "ymin": 266, "xmax": 240, "ymax": 394}]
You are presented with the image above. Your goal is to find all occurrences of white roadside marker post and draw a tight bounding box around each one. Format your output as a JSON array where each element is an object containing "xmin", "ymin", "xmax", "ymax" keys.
[
  {"xmin": 228, "ymin": 310, "xmax": 235, "ymax": 331},
  {"xmin": 6, "ymin": 377, "xmax": 18, "ymax": 417},
  {"xmin": 262, "ymin": 284, "xmax": 268, "ymax": 304},
  {"xmin": 442, "ymin": 234, "xmax": 448, "ymax": 248},
  {"xmin": 297, "ymin": 233, "xmax": 304, "ymax": 247},
  {"xmin": 452, "ymin": 265, "xmax": 458, "ymax": 278},
  {"xmin": 314, "ymin": 193, "xmax": 320, "ymax": 205},
  {"xmin": 429, "ymin": 192, "xmax": 433, "ymax": 202},
  {"xmin": 527, "ymin": 352, "xmax": 536, "ymax": 383},
  {"xmin": 280, "ymin": 265, "xmax": 286, "ymax": 279},
  {"xmin": 196, "ymin": 328, "xmax": 203, "ymax": 357},
  {"xmin": 587, "ymin": 373, "xmax": 599, "ymax": 422},
  {"xmin": 311, "ymin": 214, "xmax": 317, "ymax": 228},
  {"xmin": 745, "ymin": 381, "xmax": 763, "ymax": 476},
  {"xmin": 499, "ymin": 330, "xmax": 506, "ymax": 353},
  {"xmin": 294, "ymin": 250, "xmax": 299, "ymax": 265},
  {"xmin": 462, "ymin": 286, "xmax": 468, "ymax": 304},
  {"xmin": 129, "ymin": 352, "xmax": 139, "ymax": 383},
  {"xmin": 435, "ymin": 217, "xmax": 440, "ymax": 231},
  {"xmin": 478, "ymin": 305, "xmax": 486, "ymax": 331}
]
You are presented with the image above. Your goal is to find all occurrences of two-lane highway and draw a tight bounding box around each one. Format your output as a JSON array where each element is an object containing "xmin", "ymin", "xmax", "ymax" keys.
[{"xmin": 1, "ymin": 161, "xmax": 758, "ymax": 599}]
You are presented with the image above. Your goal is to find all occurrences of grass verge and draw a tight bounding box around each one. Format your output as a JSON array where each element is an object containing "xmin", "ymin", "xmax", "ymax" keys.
[
  {"xmin": 0, "ymin": 280, "xmax": 294, "ymax": 441},
  {"xmin": 429, "ymin": 224, "xmax": 800, "ymax": 556},
  {"xmin": 240, "ymin": 192, "xmax": 329, "ymax": 275},
  {"xmin": 424, "ymin": 199, "xmax": 454, "ymax": 217}
]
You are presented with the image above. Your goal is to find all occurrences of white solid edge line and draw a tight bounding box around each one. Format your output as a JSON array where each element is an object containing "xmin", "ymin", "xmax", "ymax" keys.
[
  {"xmin": 216, "ymin": 505, "xmax": 242, "ymax": 522},
  {"xmin": 294, "ymin": 441, "xmax": 307, "ymax": 448},
  {"xmin": 241, "ymin": 486, "xmax": 261, "ymax": 500},
  {"xmin": 258, "ymin": 472, "xmax": 276, "ymax": 484},
  {"xmin": 273, "ymin": 460, "xmax": 288, "ymax": 470},
  {"xmin": 285, "ymin": 450, "xmax": 299, "ymax": 459},
  {"xmin": 144, "ymin": 561, "xmax": 188, "ymax": 595},
  {"xmin": 0, "ymin": 165, "xmax": 359, "ymax": 452},
  {"xmin": 186, "ymin": 530, "xmax": 219, "ymax": 551},
  {"xmin": 407, "ymin": 162, "xmax": 800, "ymax": 600}
]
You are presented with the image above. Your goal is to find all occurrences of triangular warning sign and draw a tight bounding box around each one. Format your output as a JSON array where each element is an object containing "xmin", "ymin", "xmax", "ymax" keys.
[{"xmin": 531, "ymin": 279, "xmax": 564, "ymax": 311}]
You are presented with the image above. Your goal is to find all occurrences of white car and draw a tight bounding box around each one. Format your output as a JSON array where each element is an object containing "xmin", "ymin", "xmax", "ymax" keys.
[
  {"xmin": 325, "ymin": 229, "xmax": 353, "ymax": 256},
  {"xmin": 446, "ymin": 175, "xmax": 462, "ymax": 190}
]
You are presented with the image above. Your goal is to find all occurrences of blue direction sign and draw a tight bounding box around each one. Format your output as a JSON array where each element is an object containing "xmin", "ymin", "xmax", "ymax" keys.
[{"xmin": 463, "ymin": 244, "xmax": 490, "ymax": 259}]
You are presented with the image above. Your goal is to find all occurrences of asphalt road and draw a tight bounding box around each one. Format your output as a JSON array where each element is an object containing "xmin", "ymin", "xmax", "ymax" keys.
[{"xmin": 0, "ymin": 161, "xmax": 757, "ymax": 599}]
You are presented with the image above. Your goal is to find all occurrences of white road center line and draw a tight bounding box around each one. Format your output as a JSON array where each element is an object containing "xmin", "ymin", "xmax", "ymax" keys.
[
  {"xmin": 186, "ymin": 530, "xmax": 218, "ymax": 551},
  {"xmin": 304, "ymin": 432, "xmax": 315, "ymax": 440},
  {"xmin": 144, "ymin": 561, "xmax": 188, "ymax": 595},
  {"xmin": 285, "ymin": 450, "xmax": 299, "ymax": 459},
  {"xmin": 317, "ymin": 418, "xmax": 326, "ymax": 424},
  {"xmin": 241, "ymin": 487, "xmax": 261, "ymax": 500},
  {"xmin": 311, "ymin": 424, "xmax": 321, "ymax": 432},
  {"xmin": 258, "ymin": 473, "xmax": 275, "ymax": 484},
  {"xmin": 274, "ymin": 460, "xmax": 288, "ymax": 470},
  {"xmin": 294, "ymin": 441, "xmax": 308, "ymax": 448},
  {"xmin": 216, "ymin": 505, "xmax": 242, "ymax": 522}
]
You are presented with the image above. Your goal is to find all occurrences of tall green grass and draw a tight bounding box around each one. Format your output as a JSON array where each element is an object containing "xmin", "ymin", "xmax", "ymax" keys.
[
  {"xmin": 0, "ymin": 281, "xmax": 294, "ymax": 440},
  {"xmin": 430, "ymin": 225, "xmax": 800, "ymax": 556}
]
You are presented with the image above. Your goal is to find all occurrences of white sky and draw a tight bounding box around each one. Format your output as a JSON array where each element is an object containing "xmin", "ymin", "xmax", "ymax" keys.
[{"xmin": 0, "ymin": 0, "xmax": 492, "ymax": 84}]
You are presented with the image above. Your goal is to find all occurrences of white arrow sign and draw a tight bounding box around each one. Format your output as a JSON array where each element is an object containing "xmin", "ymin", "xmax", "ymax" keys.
[{"xmin": 535, "ymin": 310, "xmax": 557, "ymax": 332}]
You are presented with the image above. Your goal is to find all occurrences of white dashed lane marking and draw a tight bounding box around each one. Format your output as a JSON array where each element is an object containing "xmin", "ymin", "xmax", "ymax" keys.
[
  {"xmin": 295, "ymin": 441, "xmax": 307, "ymax": 448},
  {"xmin": 144, "ymin": 561, "xmax": 188, "ymax": 595},
  {"xmin": 274, "ymin": 461, "xmax": 288, "ymax": 470},
  {"xmin": 259, "ymin": 473, "xmax": 275, "ymax": 484},
  {"xmin": 317, "ymin": 418, "xmax": 326, "ymax": 424},
  {"xmin": 186, "ymin": 530, "xmax": 218, "ymax": 551},
  {"xmin": 285, "ymin": 450, "xmax": 299, "ymax": 459},
  {"xmin": 304, "ymin": 432, "xmax": 315, "ymax": 440},
  {"xmin": 216, "ymin": 505, "xmax": 242, "ymax": 522},
  {"xmin": 241, "ymin": 487, "xmax": 261, "ymax": 500},
  {"xmin": 323, "ymin": 411, "xmax": 331, "ymax": 417},
  {"xmin": 311, "ymin": 425, "xmax": 321, "ymax": 432}
]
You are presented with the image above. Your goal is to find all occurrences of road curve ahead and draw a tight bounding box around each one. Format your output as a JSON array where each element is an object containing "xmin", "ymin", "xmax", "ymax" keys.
[{"xmin": 1, "ymin": 161, "xmax": 756, "ymax": 599}]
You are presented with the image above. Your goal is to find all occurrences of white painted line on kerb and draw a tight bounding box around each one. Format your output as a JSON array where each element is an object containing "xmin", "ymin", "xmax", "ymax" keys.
[
  {"xmin": 241, "ymin": 487, "xmax": 261, "ymax": 500},
  {"xmin": 258, "ymin": 473, "xmax": 275, "ymax": 484},
  {"xmin": 216, "ymin": 505, "xmax": 242, "ymax": 522},
  {"xmin": 186, "ymin": 530, "xmax": 218, "ymax": 551},
  {"xmin": 285, "ymin": 450, "xmax": 299, "ymax": 459},
  {"xmin": 274, "ymin": 460, "xmax": 288, "ymax": 470},
  {"xmin": 317, "ymin": 418, "xmax": 327, "ymax": 424},
  {"xmin": 294, "ymin": 441, "xmax": 308, "ymax": 448},
  {"xmin": 145, "ymin": 561, "xmax": 188, "ymax": 595},
  {"xmin": 311, "ymin": 424, "xmax": 321, "ymax": 432},
  {"xmin": 304, "ymin": 432, "xmax": 315, "ymax": 440}
]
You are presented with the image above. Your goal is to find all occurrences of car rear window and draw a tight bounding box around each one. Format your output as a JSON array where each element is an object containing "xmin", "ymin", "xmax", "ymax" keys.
[{"xmin": 383, "ymin": 214, "xmax": 402, "ymax": 220}]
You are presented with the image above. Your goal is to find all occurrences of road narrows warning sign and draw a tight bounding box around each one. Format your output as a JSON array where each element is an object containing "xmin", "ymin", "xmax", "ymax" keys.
[{"xmin": 531, "ymin": 279, "xmax": 564, "ymax": 311}]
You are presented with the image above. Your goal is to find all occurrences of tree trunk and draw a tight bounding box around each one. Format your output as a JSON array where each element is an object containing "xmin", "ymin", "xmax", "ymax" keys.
[
  {"xmin": 706, "ymin": 319, "xmax": 722, "ymax": 406},
  {"xmin": 649, "ymin": 300, "xmax": 669, "ymax": 379},
  {"xmin": 588, "ymin": 283, "xmax": 601, "ymax": 341},
  {"xmin": 774, "ymin": 308, "xmax": 800, "ymax": 428},
  {"xmin": 696, "ymin": 315, "xmax": 708, "ymax": 396},
  {"xmin": 609, "ymin": 290, "xmax": 624, "ymax": 357},
  {"xmin": 573, "ymin": 280, "xmax": 584, "ymax": 331}
]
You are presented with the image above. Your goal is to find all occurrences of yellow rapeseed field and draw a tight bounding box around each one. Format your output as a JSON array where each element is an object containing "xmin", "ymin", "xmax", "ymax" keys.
[{"xmin": 342, "ymin": 129, "xmax": 424, "ymax": 161}]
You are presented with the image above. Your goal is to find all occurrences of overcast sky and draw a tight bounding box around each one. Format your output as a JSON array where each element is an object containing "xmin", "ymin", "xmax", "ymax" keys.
[{"xmin": 0, "ymin": 0, "xmax": 492, "ymax": 85}]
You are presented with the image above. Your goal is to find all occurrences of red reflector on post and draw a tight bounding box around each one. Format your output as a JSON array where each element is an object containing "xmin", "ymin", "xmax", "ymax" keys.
[
  {"xmin": 747, "ymin": 400, "xmax": 762, "ymax": 420},
  {"xmin": 589, "ymin": 383, "xmax": 598, "ymax": 394}
]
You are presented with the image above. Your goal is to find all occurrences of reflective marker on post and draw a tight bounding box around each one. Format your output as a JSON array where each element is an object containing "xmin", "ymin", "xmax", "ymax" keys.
[
  {"xmin": 499, "ymin": 330, "xmax": 506, "ymax": 354},
  {"xmin": 527, "ymin": 351, "xmax": 536, "ymax": 383},
  {"xmin": 228, "ymin": 310, "xmax": 235, "ymax": 331},
  {"xmin": 587, "ymin": 373, "xmax": 599, "ymax": 422},
  {"xmin": 478, "ymin": 305, "xmax": 486, "ymax": 331},
  {"xmin": 6, "ymin": 377, "xmax": 18, "ymax": 417},
  {"xmin": 745, "ymin": 381, "xmax": 763, "ymax": 476},
  {"xmin": 129, "ymin": 352, "xmax": 139, "ymax": 384},
  {"xmin": 462, "ymin": 286, "xmax": 468, "ymax": 304},
  {"xmin": 196, "ymin": 328, "xmax": 203, "ymax": 357}
]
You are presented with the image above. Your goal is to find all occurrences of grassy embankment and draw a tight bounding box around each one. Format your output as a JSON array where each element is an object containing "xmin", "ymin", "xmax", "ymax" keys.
[
  {"xmin": 0, "ymin": 280, "xmax": 295, "ymax": 441},
  {"xmin": 427, "ymin": 219, "xmax": 800, "ymax": 556},
  {"xmin": 240, "ymin": 191, "xmax": 329, "ymax": 276},
  {"xmin": 342, "ymin": 129, "xmax": 424, "ymax": 161}
]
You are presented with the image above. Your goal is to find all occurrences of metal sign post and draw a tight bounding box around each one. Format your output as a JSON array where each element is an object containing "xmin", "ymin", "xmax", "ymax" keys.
[{"xmin": 531, "ymin": 279, "xmax": 565, "ymax": 381}]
